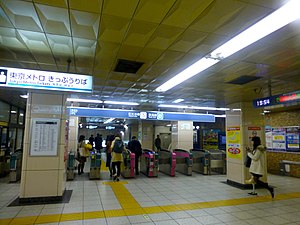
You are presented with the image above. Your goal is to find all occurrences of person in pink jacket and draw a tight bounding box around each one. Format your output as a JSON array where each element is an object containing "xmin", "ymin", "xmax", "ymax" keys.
[{"xmin": 245, "ymin": 136, "xmax": 274, "ymax": 198}]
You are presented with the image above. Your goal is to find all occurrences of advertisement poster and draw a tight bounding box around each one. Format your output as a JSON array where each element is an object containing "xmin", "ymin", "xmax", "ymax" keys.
[
  {"xmin": 247, "ymin": 126, "xmax": 262, "ymax": 148},
  {"xmin": 30, "ymin": 118, "xmax": 60, "ymax": 156},
  {"xmin": 226, "ymin": 127, "xmax": 242, "ymax": 159},
  {"xmin": 265, "ymin": 127, "xmax": 273, "ymax": 149},
  {"xmin": 272, "ymin": 128, "xmax": 286, "ymax": 150},
  {"xmin": 203, "ymin": 129, "xmax": 220, "ymax": 150},
  {"xmin": 286, "ymin": 127, "xmax": 300, "ymax": 151}
]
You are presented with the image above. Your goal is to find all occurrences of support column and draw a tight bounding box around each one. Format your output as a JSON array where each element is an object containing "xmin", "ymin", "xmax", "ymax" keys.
[
  {"xmin": 20, "ymin": 91, "xmax": 68, "ymax": 201},
  {"xmin": 226, "ymin": 102, "xmax": 266, "ymax": 187},
  {"xmin": 171, "ymin": 121, "xmax": 193, "ymax": 150},
  {"xmin": 68, "ymin": 116, "xmax": 79, "ymax": 153},
  {"xmin": 138, "ymin": 121, "xmax": 154, "ymax": 149}
]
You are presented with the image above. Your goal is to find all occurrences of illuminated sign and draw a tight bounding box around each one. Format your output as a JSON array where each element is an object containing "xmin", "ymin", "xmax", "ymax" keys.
[
  {"xmin": 253, "ymin": 91, "xmax": 300, "ymax": 108},
  {"xmin": 0, "ymin": 67, "xmax": 92, "ymax": 93},
  {"xmin": 68, "ymin": 107, "xmax": 215, "ymax": 122},
  {"xmin": 253, "ymin": 97, "xmax": 272, "ymax": 107}
]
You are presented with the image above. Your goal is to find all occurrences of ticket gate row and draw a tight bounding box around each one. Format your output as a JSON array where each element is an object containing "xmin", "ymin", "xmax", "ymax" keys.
[
  {"xmin": 191, "ymin": 149, "xmax": 226, "ymax": 175},
  {"xmin": 158, "ymin": 149, "xmax": 176, "ymax": 176},
  {"xmin": 173, "ymin": 149, "xmax": 193, "ymax": 176},
  {"xmin": 140, "ymin": 149, "xmax": 159, "ymax": 177}
]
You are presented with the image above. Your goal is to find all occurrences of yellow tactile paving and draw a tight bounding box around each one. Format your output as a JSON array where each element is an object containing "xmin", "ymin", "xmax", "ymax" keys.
[
  {"xmin": 104, "ymin": 181, "xmax": 141, "ymax": 209},
  {"xmin": 60, "ymin": 212, "xmax": 83, "ymax": 222},
  {"xmin": 34, "ymin": 214, "xmax": 61, "ymax": 224},
  {"xmin": 0, "ymin": 218, "xmax": 11, "ymax": 225},
  {"xmin": 8, "ymin": 216, "xmax": 37, "ymax": 225},
  {"xmin": 1, "ymin": 185, "xmax": 300, "ymax": 225},
  {"xmin": 83, "ymin": 211, "xmax": 105, "ymax": 220}
]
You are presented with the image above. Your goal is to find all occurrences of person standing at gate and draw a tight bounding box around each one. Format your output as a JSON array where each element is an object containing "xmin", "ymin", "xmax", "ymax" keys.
[
  {"xmin": 95, "ymin": 133, "xmax": 103, "ymax": 152},
  {"xmin": 128, "ymin": 136, "xmax": 142, "ymax": 175},
  {"xmin": 155, "ymin": 134, "xmax": 161, "ymax": 152}
]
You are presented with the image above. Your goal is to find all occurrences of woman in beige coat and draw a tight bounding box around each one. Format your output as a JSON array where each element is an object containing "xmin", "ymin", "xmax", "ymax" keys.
[{"xmin": 245, "ymin": 136, "xmax": 274, "ymax": 198}]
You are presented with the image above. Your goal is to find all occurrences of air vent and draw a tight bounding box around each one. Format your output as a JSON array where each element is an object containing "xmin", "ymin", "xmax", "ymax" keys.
[
  {"xmin": 227, "ymin": 75, "xmax": 261, "ymax": 85},
  {"xmin": 114, "ymin": 59, "xmax": 144, "ymax": 74}
]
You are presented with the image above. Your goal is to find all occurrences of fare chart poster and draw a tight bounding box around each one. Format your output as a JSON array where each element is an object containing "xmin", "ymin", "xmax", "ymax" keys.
[
  {"xmin": 226, "ymin": 127, "xmax": 242, "ymax": 159},
  {"xmin": 30, "ymin": 118, "xmax": 60, "ymax": 156}
]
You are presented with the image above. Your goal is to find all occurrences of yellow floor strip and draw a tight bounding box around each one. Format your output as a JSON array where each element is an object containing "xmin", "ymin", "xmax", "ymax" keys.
[
  {"xmin": 1, "ymin": 184, "xmax": 300, "ymax": 225},
  {"xmin": 103, "ymin": 181, "xmax": 141, "ymax": 209}
]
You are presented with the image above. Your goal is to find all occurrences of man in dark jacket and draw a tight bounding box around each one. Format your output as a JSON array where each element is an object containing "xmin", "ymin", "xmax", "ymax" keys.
[
  {"xmin": 95, "ymin": 133, "xmax": 103, "ymax": 152},
  {"xmin": 128, "ymin": 136, "xmax": 142, "ymax": 175}
]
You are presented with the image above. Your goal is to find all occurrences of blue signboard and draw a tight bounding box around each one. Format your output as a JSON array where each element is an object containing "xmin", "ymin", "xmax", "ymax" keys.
[
  {"xmin": 68, "ymin": 107, "xmax": 215, "ymax": 122},
  {"xmin": 0, "ymin": 67, "xmax": 92, "ymax": 93}
]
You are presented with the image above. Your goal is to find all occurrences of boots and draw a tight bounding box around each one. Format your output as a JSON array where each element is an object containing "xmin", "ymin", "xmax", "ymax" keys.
[{"xmin": 245, "ymin": 176, "xmax": 256, "ymax": 184}]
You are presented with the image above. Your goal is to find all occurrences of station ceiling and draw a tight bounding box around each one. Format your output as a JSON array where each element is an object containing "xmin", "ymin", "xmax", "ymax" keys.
[{"xmin": 0, "ymin": 0, "xmax": 300, "ymax": 113}]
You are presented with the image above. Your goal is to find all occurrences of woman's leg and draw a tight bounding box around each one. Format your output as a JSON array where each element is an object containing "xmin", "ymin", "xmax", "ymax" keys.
[
  {"xmin": 116, "ymin": 162, "xmax": 121, "ymax": 178},
  {"xmin": 253, "ymin": 175, "xmax": 274, "ymax": 198}
]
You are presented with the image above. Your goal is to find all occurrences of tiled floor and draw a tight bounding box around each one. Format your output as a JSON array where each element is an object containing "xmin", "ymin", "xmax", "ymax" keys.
[{"xmin": 0, "ymin": 161, "xmax": 300, "ymax": 225}]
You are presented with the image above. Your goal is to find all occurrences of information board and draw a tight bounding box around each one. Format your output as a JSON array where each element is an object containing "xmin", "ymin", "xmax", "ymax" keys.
[{"xmin": 30, "ymin": 118, "xmax": 60, "ymax": 156}]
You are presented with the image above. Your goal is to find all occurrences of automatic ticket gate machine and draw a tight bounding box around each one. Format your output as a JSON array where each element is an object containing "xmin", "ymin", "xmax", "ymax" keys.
[
  {"xmin": 9, "ymin": 152, "xmax": 22, "ymax": 182},
  {"xmin": 173, "ymin": 149, "xmax": 193, "ymax": 176},
  {"xmin": 190, "ymin": 149, "xmax": 209, "ymax": 175},
  {"xmin": 89, "ymin": 152, "xmax": 101, "ymax": 179},
  {"xmin": 121, "ymin": 150, "xmax": 135, "ymax": 178},
  {"xmin": 66, "ymin": 152, "xmax": 75, "ymax": 180},
  {"xmin": 158, "ymin": 149, "xmax": 176, "ymax": 176},
  {"xmin": 140, "ymin": 149, "xmax": 159, "ymax": 177}
]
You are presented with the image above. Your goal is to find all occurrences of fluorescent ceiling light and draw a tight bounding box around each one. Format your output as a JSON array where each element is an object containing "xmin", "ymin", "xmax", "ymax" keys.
[
  {"xmin": 20, "ymin": 94, "xmax": 28, "ymax": 99},
  {"xmin": 104, "ymin": 118, "xmax": 115, "ymax": 124},
  {"xmin": 155, "ymin": 58, "xmax": 219, "ymax": 92},
  {"xmin": 67, "ymin": 98, "xmax": 103, "ymax": 104},
  {"xmin": 155, "ymin": 0, "xmax": 300, "ymax": 92},
  {"xmin": 210, "ymin": 0, "xmax": 300, "ymax": 59},
  {"xmin": 158, "ymin": 104, "xmax": 230, "ymax": 111},
  {"xmin": 104, "ymin": 101, "xmax": 139, "ymax": 106},
  {"xmin": 214, "ymin": 115, "xmax": 226, "ymax": 118},
  {"xmin": 232, "ymin": 108, "xmax": 242, "ymax": 111},
  {"xmin": 173, "ymin": 99, "xmax": 184, "ymax": 103}
]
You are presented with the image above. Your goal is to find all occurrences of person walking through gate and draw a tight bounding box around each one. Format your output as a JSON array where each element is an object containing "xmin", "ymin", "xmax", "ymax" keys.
[
  {"xmin": 111, "ymin": 134, "xmax": 126, "ymax": 181},
  {"xmin": 128, "ymin": 136, "xmax": 142, "ymax": 175},
  {"xmin": 155, "ymin": 134, "xmax": 161, "ymax": 151}
]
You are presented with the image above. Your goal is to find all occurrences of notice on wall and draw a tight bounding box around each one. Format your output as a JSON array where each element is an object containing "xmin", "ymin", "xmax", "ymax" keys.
[
  {"xmin": 286, "ymin": 127, "xmax": 300, "ymax": 150},
  {"xmin": 272, "ymin": 127, "xmax": 286, "ymax": 150},
  {"xmin": 226, "ymin": 127, "xmax": 242, "ymax": 159},
  {"xmin": 247, "ymin": 126, "xmax": 262, "ymax": 148},
  {"xmin": 30, "ymin": 118, "xmax": 60, "ymax": 156},
  {"xmin": 265, "ymin": 127, "xmax": 273, "ymax": 149}
]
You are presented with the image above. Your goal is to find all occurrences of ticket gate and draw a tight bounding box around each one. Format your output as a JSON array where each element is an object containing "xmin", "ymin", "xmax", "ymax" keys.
[
  {"xmin": 66, "ymin": 152, "xmax": 76, "ymax": 180},
  {"xmin": 173, "ymin": 149, "xmax": 193, "ymax": 176},
  {"xmin": 89, "ymin": 152, "xmax": 101, "ymax": 179},
  {"xmin": 10, "ymin": 152, "xmax": 22, "ymax": 182},
  {"xmin": 207, "ymin": 149, "xmax": 226, "ymax": 174},
  {"xmin": 121, "ymin": 150, "xmax": 135, "ymax": 178},
  {"xmin": 158, "ymin": 149, "xmax": 176, "ymax": 176},
  {"xmin": 140, "ymin": 149, "xmax": 158, "ymax": 177},
  {"xmin": 190, "ymin": 149, "xmax": 209, "ymax": 175}
]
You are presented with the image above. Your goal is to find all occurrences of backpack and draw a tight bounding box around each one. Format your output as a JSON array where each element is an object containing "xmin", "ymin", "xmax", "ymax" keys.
[{"xmin": 113, "ymin": 139, "xmax": 124, "ymax": 153}]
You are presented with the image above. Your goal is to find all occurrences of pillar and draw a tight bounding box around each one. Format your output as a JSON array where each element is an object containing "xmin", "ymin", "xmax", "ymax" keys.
[
  {"xmin": 139, "ymin": 121, "xmax": 154, "ymax": 149},
  {"xmin": 20, "ymin": 91, "xmax": 68, "ymax": 201},
  {"xmin": 226, "ymin": 102, "xmax": 266, "ymax": 186},
  {"xmin": 170, "ymin": 121, "xmax": 193, "ymax": 150},
  {"xmin": 68, "ymin": 116, "xmax": 79, "ymax": 153}
]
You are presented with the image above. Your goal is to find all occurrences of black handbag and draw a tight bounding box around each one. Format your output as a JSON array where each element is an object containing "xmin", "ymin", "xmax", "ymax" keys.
[{"xmin": 244, "ymin": 155, "xmax": 252, "ymax": 168}]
